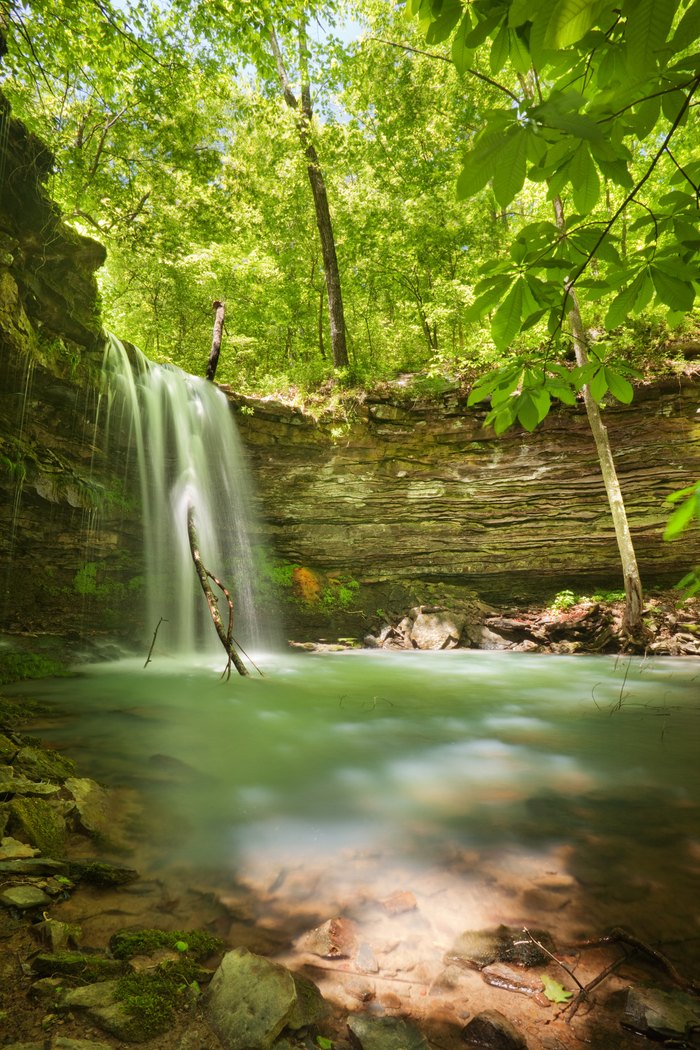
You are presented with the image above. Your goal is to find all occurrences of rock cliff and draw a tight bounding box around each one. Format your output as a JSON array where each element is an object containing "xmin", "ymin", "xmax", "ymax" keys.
[
  {"xmin": 228, "ymin": 379, "xmax": 700, "ymax": 638},
  {"xmin": 0, "ymin": 91, "xmax": 141, "ymax": 650}
]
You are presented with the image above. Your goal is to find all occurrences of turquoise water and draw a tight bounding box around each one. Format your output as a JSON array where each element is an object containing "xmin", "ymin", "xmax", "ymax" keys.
[{"xmin": 16, "ymin": 650, "xmax": 700, "ymax": 960}]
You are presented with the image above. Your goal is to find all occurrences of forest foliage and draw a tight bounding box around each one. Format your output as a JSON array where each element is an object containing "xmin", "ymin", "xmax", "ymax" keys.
[{"xmin": 0, "ymin": 0, "xmax": 698, "ymax": 398}]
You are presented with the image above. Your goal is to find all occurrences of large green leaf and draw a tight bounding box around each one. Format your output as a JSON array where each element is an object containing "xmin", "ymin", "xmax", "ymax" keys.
[
  {"xmin": 651, "ymin": 266, "xmax": 696, "ymax": 311},
  {"xmin": 517, "ymin": 393, "xmax": 541, "ymax": 431},
  {"xmin": 490, "ymin": 21, "xmax": 510, "ymax": 74},
  {"xmin": 543, "ymin": 0, "xmax": 604, "ymax": 48},
  {"xmin": 426, "ymin": 0, "xmax": 463, "ymax": 44},
  {"xmin": 671, "ymin": 0, "xmax": 700, "ymax": 50},
  {"xmin": 492, "ymin": 127, "xmax": 529, "ymax": 207},
  {"xmin": 451, "ymin": 12, "xmax": 475, "ymax": 73},
  {"xmin": 603, "ymin": 367, "xmax": 634, "ymax": 403},
  {"xmin": 491, "ymin": 278, "xmax": 525, "ymax": 350},
  {"xmin": 456, "ymin": 127, "xmax": 517, "ymax": 200},
  {"xmin": 588, "ymin": 367, "xmax": 608, "ymax": 401},
  {"xmin": 625, "ymin": 0, "xmax": 676, "ymax": 75},
  {"xmin": 569, "ymin": 143, "xmax": 600, "ymax": 214}
]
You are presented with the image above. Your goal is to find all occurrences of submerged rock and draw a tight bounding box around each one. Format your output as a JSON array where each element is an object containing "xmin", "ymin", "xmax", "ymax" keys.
[
  {"xmin": 461, "ymin": 1009, "xmax": 528, "ymax": 1049},
  {"xmin": 68, "ymin": 859, "xmax": 139, "ymax": 886},
  {"xmin": 622, "ymin": 985, "xmax": 700, "ymax": 1041},
  {"xmin": 205, "ymin": 947, "xmax": 327, "ymax": 1049},
  {"xmin": 347, "ymin": 1014, "xmax": 432, "ymax": 1050},
  {"xmin": 299, "ymin": 917, "xmax": 358, "ymax": 958},
  {"xmin": 447, "ymin": 926, "xmax": 555, "ymax": 970}
]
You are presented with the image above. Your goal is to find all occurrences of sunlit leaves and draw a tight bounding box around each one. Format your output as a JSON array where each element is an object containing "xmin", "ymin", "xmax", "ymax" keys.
[{"xmin": 664, "ymin": 482, "xmax": 700, "ymax": 540}]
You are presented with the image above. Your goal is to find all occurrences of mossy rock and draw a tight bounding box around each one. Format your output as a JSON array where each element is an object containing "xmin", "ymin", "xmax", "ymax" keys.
[
  {"xmin": 68, "ymin": 860, "xmax": 139, "ymax": 887},
  {"xmin": 0, "ymin": 732, "xmax": 18, "ymax": 760},
  {"xmin": 14, "ymin": 745, "xmax": 76, "ymax": 783},
  {"xmin": 109, "ymin": 927, "xmax": 222, "ymax": 961},
  {"xmin": 31, "ymin": 951, "xmax": 126, "ymax": 980},
  {"xmin": 9, "ymin": 797, "xmax": 67, "ymax": 855}
]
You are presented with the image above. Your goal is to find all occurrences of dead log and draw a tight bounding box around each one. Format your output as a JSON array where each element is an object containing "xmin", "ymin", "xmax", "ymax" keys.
[
  {"xmin": 206, "ymin": 299, "xmax": 225, "ymax": 382},
  {"xmin": 186, "ymin": 503, "xmax": 248, "ymax": 677}
]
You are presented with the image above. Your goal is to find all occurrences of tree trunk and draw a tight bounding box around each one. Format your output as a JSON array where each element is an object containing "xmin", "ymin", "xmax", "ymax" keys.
[
  {"xmin": 269, "ymin": 22, "xmax": 349, "ymax": 369},
  {"xmin": 553, "ymin": 197, "xmax": 643, "ymax": 635},
  {"xmin": 206, "ymin": 299, "xmax": 225, "ymax": 382}
]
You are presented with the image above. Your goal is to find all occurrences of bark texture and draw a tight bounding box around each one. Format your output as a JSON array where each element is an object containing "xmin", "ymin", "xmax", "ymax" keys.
[{"xmin": 269, "ymin": 24, "xmax": 349, "ymax": 369}]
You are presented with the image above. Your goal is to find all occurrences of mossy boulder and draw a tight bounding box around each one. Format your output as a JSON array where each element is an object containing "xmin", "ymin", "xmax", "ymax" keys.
[
  {"xmin": 9, "ymin": 797, "xmax": 67, "ymax": 855},
  {"xmin": 14, "ymin": 745, "xmax": 76, "ymax": 783}
]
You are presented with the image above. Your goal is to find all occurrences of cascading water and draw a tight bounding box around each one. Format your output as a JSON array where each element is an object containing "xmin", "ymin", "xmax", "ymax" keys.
[{"xmin": 102, "ymin": 334, "xmax": 269, "ymax": 656}]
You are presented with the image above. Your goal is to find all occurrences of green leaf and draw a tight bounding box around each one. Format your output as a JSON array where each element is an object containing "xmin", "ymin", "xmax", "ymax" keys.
[
  {"xmin": 588, "ymin": 367, "xmax": 608, "ymax": 401},
  {"xmin": 663, "ymin": 485, "xmax": 700, "ymax": 540},
  {"xmin": 426, "ymin": 0, "xmax": 463, "ymax": 43},
  {"xmin": 465, "ymin": 7, "xmax": 504, "ymax": 49},
  {"xmin": 509, "ymin": 28, "xmax": 532, "ymax": 74},
  {"xmin": 491, "ymin": 279, "xmax": 524, "ymax": 351},
  {"xmin": 316, "ymin": 1038, "xmax": 334, "ymax": 1050},
  {"xmin": 625, "ymin": 0, "xmax": 676, "ymax": 75},
  {"xmin": 492, "ymin": 127, "xmax": 529, "ymax": 207},
  {"xmin": 569, "ymin": 143, "xmax": 600, "ymax": 214},
  {"xmin": 517, "ymin": 393, "xmax": 540, "ymax": 431},
  {"xmin": 605, "ymin": 275, "xmax": 642, "ymax": 329},
  {"xmin": 650, "ymin": 266, "xmax": 696, "ymax": 312},
  {"xmin": 451, "ymin": 12, "xmax": 475, "ymax": 73},
  {"xmin": 603, "ymin": 367, "xmax": 634, "ymax": 404},
  {"xmin": 672, "ymin": 0, "xmax": 700, "ymax": 51},
  {"xmin": 490, "ymin": 21, "xmax": 510, "ymax": 74},
  {"xmin": 546, "ymin": 379, "xmax": 576, "ymax": 405},
  {"xmin": 541, "ymin": 975, "xmax": 574, "ymax": 1004},
  {"xmin": 457, "ymin": 127, "xmax": 517, "ymax": 200},
  {"xmin": 543, "ymin": 0, "xmax": 600, "ymax": 48}
]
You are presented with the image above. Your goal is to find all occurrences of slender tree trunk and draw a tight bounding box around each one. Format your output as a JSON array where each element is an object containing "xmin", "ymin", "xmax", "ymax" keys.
[
  {"xmin": 553, "ymin": 196, "xmax": 643, "ymax": 634},
  {"xmin": 206, "ymin": 299, "xmax": 225, "ymax": 382},
  {"xmin": 269, "ymin": 22, "xmax": 349, "ymax": 369}
]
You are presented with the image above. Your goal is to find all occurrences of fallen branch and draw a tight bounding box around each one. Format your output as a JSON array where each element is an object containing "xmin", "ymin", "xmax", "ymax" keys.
[
  {"xmin": 144, "ymin": 616, "xmax": 168, "ymax": 668},
  {"xmin": 186, "ymin": 503, "xmax": 248, "ymax": 678},
  {"xmin": 572, "ymin": 927, "xmax": 699, "ymax": 995}
]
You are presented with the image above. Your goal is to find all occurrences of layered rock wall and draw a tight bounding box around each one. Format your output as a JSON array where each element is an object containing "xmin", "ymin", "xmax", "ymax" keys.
[
  {"xmin": 230, "ymin": 380, "xmax": 700, "ymax": 636},
  {"xmin": 0, "ymin": 92, "xmax": 141, "ymax": 646}
]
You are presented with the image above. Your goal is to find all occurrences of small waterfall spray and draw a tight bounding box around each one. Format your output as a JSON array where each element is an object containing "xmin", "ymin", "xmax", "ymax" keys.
[{"xmin": 103, "ymin": 334, "xmax": 268, "ymax": 656}]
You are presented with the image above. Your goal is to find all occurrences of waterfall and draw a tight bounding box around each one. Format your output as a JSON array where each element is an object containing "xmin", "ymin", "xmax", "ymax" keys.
[{"xmin": 103, "ymin": 334, "xmax": 268, "ymax": 656}]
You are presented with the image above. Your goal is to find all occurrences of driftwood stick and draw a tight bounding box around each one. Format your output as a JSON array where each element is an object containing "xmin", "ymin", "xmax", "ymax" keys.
[
  {"xmin": 571, "ymin": 927, "xmax": 699, "ymax": 995},
  {"xmin": 206, "ymin": 299, "xmax": 225, "ymax": 382},
  {"xmin": 186, "ymin": 503, "xmax": 248, "ymax": 677},
  {"xmin": 144, "ymin": 616, "xmax": 168, "ymax": 668}
]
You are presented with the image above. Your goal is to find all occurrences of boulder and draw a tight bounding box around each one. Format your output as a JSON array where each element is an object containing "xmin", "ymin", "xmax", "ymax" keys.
[
  {"xmin": 0, "ymin": 884, "xmax": 51, "ymax": 910},
  {"xmin": 622, "ymin": 985, "xmax": 700, "ymax": 1041},
  {"xmin": 410, "ymin": 611, "xmax": 466, "ymax": 650},
  {"xmin": 9, "ymin": 796, "xmax": 67, "ymax": 854},
  {"xmin": 205, "ymin": 948, "xmax": 327, "ymax": 1049},
  {"xmin": 461, "ymin": 1010, "xmax": 528, "ymax": 1049},
  {"xmin": 60, "ymin": 980, "xmax": 155, "ymax": 1042},
  {"xmin": 64, "ymin": 777, "xmax": 112, "ymax": 836},
  {"xmin": 348, "ymin": 1014, "xmax": 432, "ymax": 1050}
]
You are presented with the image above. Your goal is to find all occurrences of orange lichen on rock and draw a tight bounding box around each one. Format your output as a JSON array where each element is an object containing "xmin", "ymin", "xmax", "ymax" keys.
[{"xmin": 292, "ymin": 565, "xmax": 322, "ymax": 604}]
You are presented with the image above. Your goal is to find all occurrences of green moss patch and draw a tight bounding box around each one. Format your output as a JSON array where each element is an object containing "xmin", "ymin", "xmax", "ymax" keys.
[{"xmin": 109, "ymin": 927, "xmax": 222, "ymax": 961}]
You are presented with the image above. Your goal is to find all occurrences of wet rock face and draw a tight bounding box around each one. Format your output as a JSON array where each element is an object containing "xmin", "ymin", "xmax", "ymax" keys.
[
  {"xmin": 231, "ymin": 382, "xmax": 700, "ymax": 636},
  {"xmin": 0, "ymin": 90, "xmax": 142, "ymax": 642}
]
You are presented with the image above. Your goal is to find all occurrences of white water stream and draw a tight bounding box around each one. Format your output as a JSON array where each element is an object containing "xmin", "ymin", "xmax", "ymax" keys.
[{"xmin": 102, "ymin": 335, "xmax": 267, "ymax": 653}]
